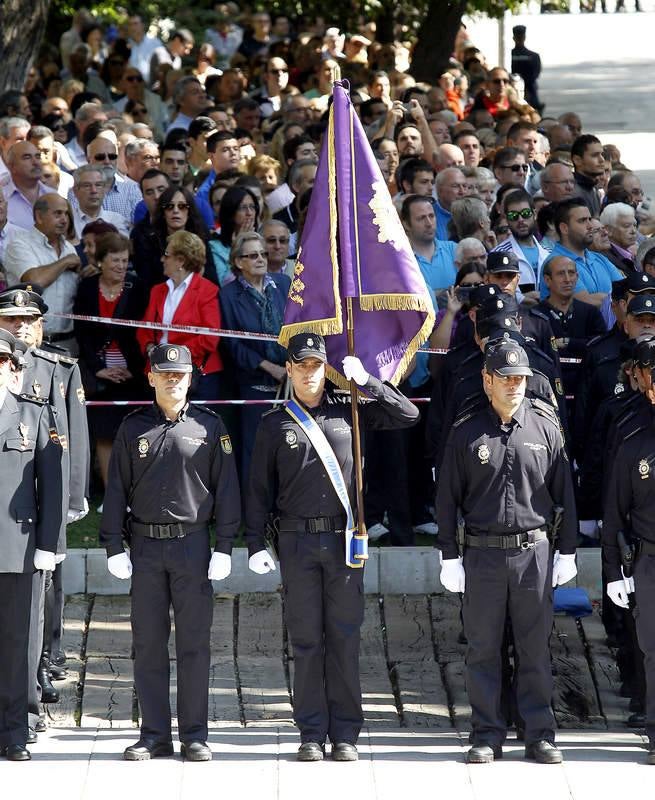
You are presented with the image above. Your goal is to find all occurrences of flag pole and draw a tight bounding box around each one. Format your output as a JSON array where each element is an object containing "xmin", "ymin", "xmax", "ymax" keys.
[{"xmin": 346, "ymin": 296, "xmax": 366, "ymax": 539}]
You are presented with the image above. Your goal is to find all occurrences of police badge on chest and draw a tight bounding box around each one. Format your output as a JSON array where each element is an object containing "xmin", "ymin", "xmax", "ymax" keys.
[
  {"xmin": 285, "ymin": 429, "xmax": 298, "ymax": 449},
  {"xmin": 477, "ymin": 444, "xmax": 490, "ymax": 464}
]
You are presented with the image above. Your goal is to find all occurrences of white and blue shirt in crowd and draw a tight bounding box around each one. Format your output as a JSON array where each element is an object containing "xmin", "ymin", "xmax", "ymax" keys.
[
  {"xmin": 492, "ymin": 233, "xmax": 549, "ymax": 290},
  {"xmin": 538, "ymin": 242, "xmax": 623, "ymax": 300},
  {"xmin": 407, "ymin": 238, "xmax": 457, "ymax": 389}
]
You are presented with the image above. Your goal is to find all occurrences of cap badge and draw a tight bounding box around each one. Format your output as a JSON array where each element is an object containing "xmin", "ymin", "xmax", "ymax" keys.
[
  {"xmin": 477, "ymin": 444, "xmax": 490, "ymax": 464},
  {"xmin": 506, "ymin": 350, "xmax": 519, "ymax": 365},
  {"xmin": 502, "ymin": 256, "xmax": 509, "ymax": 265},
  {"xmin": 639, "ymin": 458, "xmax": 650, "ymax": 480},
  {"xmin": 646, "ymin": 300, "xmax": 653, "ymax": 308},
  {"xmin": 643, "ymin": 275, "xmax": 649, "ymax": 282},
  {"xmin": 489, "ymin": 287, "xmax": 496, "ymax": 294},
  {"xmin": 138, "ymin": 438, "xmax": 150, "ymax": 457},
  {"xmin": 496, "ymin": 300, "xmax": 503, "ymax": 309},
  {"xmin": 306, "ymin": 337, "xmax": 313, "ymax": 346},
  {"xmin": 614, "ymin": 383, "xmax": 625, "ymax": 395},
  {"xmin": 167, "ymin": 347, "xmax": 179, "ymax": 361},
  {"xmin": 14, "ymin": 292, "xmax": 27, "ymax": 307}
]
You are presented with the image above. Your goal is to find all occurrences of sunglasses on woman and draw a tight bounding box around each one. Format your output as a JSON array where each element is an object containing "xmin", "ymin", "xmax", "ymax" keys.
[
  {"xmin": 164, "ymin": 202, "xmax": 189, "ymax": 211},
  {"xmin": 239, "ymin": 251, "xmax": 267, "ymax": 261}
]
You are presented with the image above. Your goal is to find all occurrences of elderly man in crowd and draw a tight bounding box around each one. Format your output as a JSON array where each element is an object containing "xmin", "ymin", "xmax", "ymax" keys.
[
  {"xmin": 71, "ymin": 164, "xmax": 128, "ymax": 237},
  {"xmin": 0, "ymin": 116, "xmax": 30, "ymax": 185},
  {"xmin": 4, "ymin": 193, "xmax": 80, "ymax": 353},
  {"xmin": 600, "ymin": 202, "xmax": 638, "ymax": 274},
  {"xmin": 2, "ymin": 141, "xmax": 54, "ymax": 230}
]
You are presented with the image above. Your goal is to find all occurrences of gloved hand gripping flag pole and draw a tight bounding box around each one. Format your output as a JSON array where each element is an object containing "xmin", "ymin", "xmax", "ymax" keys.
[{"xmin": 278, "ymin": 76, "xmax": 435, "ymax": 566}]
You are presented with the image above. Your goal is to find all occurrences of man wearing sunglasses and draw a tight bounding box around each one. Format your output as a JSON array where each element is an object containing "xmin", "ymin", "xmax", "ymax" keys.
[
  {"xmin": 85, "ymin": 136, "xmax": 142, "ymax": 227},
  {"xmin": 492, "ymin": 189, "xmax": 549, "ymax": 304},
  {"xmin": 493, "ymin": 147, "xmax": 529, "ymax": 190}
]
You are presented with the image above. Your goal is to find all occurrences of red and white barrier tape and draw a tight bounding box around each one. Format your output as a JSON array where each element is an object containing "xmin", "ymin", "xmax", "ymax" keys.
[{"xmin": 52, "ymin": 312, "xmax": 583, "ymax": 363}]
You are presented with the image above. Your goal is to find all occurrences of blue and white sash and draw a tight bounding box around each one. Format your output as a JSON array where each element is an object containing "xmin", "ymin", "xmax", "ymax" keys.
[{"xmin": 285, "ymin": 398, "xmax": 368, "ymax": 568}]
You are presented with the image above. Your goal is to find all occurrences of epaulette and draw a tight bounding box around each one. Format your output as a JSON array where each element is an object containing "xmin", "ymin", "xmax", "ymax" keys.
[
  {"xmin": 459, "ymin": 350, "xmax": 482, "ymax": 368},
  {"xmin": 526, "ymin": 341, "xmax": 555, "ymax": 366},
  {"xmin": 623, "ymin": 424, "xmax": 648, "ymax": 443},
  {"xmin": 588, "ymin": 330, "xmax": 614, "ymax": 348},
  {"xmin": 530, "ymin": 397, "xmax": 559, "ymax": 424},
  {"xmin": 56, "ymin": 353, "xmax": 78, "ymax": 366},
  {"xmin": 528, "ymin": 307, "xmax": 549, "ymax": 322},
  {"xmin": 32, "ymin": 347, "xmax": 59, "ymax": 363},
  {"xmin": 19, "ymin": 392, "xmax": 48, "ymax": 405},
  {"xmin": 191, "ymin": 403, "xmax": 221, "ymax": 420},
  {"xmin": 263, "ymin": 404, "xmax": 284, "ymax": 419},
  {"xmin": 453, "ymin": 411, "xmax": 474, "ymax": 428}
]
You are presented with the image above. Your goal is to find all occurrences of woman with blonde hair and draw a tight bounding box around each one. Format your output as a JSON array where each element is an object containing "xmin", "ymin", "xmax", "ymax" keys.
[{"xmin": 138, "ymin": 230, "xmax": 224, "ymax": 399}]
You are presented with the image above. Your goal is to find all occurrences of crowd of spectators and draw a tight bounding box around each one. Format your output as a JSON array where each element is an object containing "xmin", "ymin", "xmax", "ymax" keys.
[{"xmin": 1, "ymin": 7, "xmax": 653, "ymax": 542}]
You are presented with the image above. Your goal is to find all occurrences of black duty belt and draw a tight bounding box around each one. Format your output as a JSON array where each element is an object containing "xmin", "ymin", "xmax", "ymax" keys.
[
  {"xmin": 465, "ymin": 529, "xmax": 548, "ymax": 550},
  {"xmin": 128, "ymin": 520, "xmax": 206, "ymax": 539},
  {"xmin": 279, "ymin": 515, "xmax": 346, "ymax": 534}
]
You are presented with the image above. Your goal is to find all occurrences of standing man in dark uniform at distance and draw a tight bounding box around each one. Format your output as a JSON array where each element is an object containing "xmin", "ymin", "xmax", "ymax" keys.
[
  {"xmin": 100, "ymin": 344, "xmax": 260, "ymax": 762},
  {"xmin": 0, "ymin": 284, "xmax": 89, "ymax": 740},
  {"xmin": 437, "ymin": 339, "xmax": 577, "ymax": 765},
  {"xmin": 0, "ymin": 329, "xmax": 63, "ymax": 761},
  {"xmin": 511, "ymin": 26, "xmax": 543, "ymax": 113},
  {"xmin": 245, "ymin": 332, "xmax": 419, "ymax": 762},
  {"xmin": 603, "ymin": 348, "xmax": 655, "ymax": 764}
]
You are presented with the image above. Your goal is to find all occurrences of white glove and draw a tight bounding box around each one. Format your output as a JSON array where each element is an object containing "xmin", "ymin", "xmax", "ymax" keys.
[
  {"xmin": 54, "ymin": 553, "xmax": 66, "ymax": 564},
  {"xmin": 107, "ymin": 552, "xmax": 133, "ymax": 580},
  {"xmin": 551, "ymin": 551, "xmax": 577, "ymax": 587},
  {"xmin": 249, "ymin": 549, "xmax": 277, "ymax": 575},
  {"xmin": 208, "ymin": 552, "xmax": 231, "ymax": 581},
  {"xmin": 440, "ymin": 557, "xmax": 465, "ymax": 593},
  {"xmin": 34, "ymin": 549, "xmax": 56, "ymax": 571},
  {"xmin": 68, "ymin": 498, "xmax": 90, "ymax": 524},
  {"xmin": 342, "ymin": 356, "xmax": 369, "ymax": 386},
  {"xmin": 607, "ymin": 579, "xmax": 632, "ymax": 609}
]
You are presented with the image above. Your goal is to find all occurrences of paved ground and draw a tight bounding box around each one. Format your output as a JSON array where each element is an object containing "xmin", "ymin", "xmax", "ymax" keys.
[{"xmin": 0, "ymin": 593, "xmax": 649, "ymax": 797}]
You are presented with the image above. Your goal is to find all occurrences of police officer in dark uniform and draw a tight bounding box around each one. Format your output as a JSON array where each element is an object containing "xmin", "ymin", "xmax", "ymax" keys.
[
  {"xmin": 0, "ymin": 284, "xmax": 90, "ymax": 739},
  {"xmin": 603, "ymin": 341, "xmax": 655, "ymax": 764},
  {"xmin": 245, "ymin": 333, "xmax": 418, "ymax": 762},
  {"xmin": 100, "ymin": 343, "xmax": 250, "ymax": 762},
  {"xmin": 0, "ymin": 329, "xmax": 63, "ymax": 761},
  {"xmin": 574, "ymin": 273, "xmax": 655, "ymax": 462},
  {"xmin": 437, "ymin": 339, "xmax": 577, "ymax": 764}
]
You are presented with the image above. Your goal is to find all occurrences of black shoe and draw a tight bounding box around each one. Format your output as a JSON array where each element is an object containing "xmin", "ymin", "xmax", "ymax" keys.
[
  {"xmin": 3, "ymin": 744, "xmax": 30, "ymax": 761},
  {"xmin": 51, "ymin": 651, "xmax": 66, "ymax": 667},
  {"xmin": 525, "ymin": 740, "xmax": 562, "ymax": 764},
  {"xmin": 180, "ymin": 741, "xmax": 212, "ymax": 762},
  {"xmin": 332, "ymin": 742, "xmax": 358, "ymax": 761},
  {"xmin": 466, "ymin": 744, "xmax": 502, "ymax": 763},
  {"xmin": 628, "ymin": 712, "xmax": 646, "ymax": 728},
  {"xmin": 49, "ymin": 663, "xmax": 67, "ymax": 681},
  {"xmin": 34, "ymin": 717, "xmax": 47, "ymax": 733},
  {"xmin": 297, "ymin": 742, "xmax": 325, "ymax": 762},
  {"xmin": 37, "ymin": 657, "xmax": 60, "ymax": 704},
  {"xmin": 123, "ymin": 739, "xmax": 174, "ymax": 761},
  {"xmin": 27, "ymin": 727, "xmax": 37, "ymax": 745}
]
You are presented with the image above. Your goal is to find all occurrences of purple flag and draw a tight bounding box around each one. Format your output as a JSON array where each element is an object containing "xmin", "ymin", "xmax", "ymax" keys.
[{"xmin": 278, "ymin": 80, "xmax": 435, "ymax": 387}]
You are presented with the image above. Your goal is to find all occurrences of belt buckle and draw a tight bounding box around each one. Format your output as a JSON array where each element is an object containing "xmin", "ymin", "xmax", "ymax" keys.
[{"xmin": 521, "ymin": 537, "xmax": 535, "ymax": 550}]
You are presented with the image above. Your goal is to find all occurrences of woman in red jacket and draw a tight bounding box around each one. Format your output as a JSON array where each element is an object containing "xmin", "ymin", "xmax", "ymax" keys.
[{"xmin": 137, "ymin": 230, "xmax": 223, "ymax": 399}]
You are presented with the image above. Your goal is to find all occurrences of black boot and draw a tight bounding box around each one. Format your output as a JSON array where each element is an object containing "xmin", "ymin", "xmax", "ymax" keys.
[{"xmin": 37, "ymin": 656, "xmax": 60, "ymax": 704}]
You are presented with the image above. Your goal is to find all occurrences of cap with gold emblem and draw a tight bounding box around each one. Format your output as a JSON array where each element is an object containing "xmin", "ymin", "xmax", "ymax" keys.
[
  {"xmin": 627, "ymin": 295, "xmax": 655, "ymax": 317},
  {"xmin": 149, "ymin": 343, "xmax": 193, "ymax": 373},
  {"xmin": 287, "ymin": 332, "xmax": 327, "ymax": 363},
  {"xmin": 484, "ymin": 339, "xmax": 533, "ymax": 377},
  {"xmin": 0, "ymin": 284, "xmax": 48, "ymax": 317}
]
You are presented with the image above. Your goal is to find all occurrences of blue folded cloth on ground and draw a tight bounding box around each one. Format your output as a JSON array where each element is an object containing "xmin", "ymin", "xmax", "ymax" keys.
[{"xmin": 553, "ymin": 587, "xmax": 593, "ymax": 617}]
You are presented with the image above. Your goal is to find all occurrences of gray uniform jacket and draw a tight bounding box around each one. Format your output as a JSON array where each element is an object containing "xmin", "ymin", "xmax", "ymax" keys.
[{"xmin": 0, "ymin": 392, "xmax": 63, "ymax": 573}]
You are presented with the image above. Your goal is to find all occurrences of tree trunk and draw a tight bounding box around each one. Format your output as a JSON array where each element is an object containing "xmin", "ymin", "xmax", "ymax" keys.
[
  {"xmin": 0, "ymin": 0, "xmax": 51, "ymax": 94},
  {"xmin": 410, "ymin": 0, "xmax": 467, "ymax": 84}
]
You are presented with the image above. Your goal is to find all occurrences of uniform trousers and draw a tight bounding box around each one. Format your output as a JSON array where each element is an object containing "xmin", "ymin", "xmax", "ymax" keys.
[
  {"xmin": 279, "ymin": 530, "xmax": 365, "ymax": 745},
  {"xmin": 50, "ymin": 563, "xmax": 65, "ymax": 661},
  {"xmin": 633, "ymin": 553, "xmax": 655, "ymax": 742},
  {"xmin": 130, "ymin": 530, "xmax": 213, "ymax": 744},
  {"xmin": 0, "ymin": 573, "xmax": 32, "ymax": 747},
  {"xmin": 462, "ymin": 539, "xmax": 555, "ymax": 747},
  {"xmin": 27, "ymin": 570, "xmax": 46, "ymax": 728}
]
